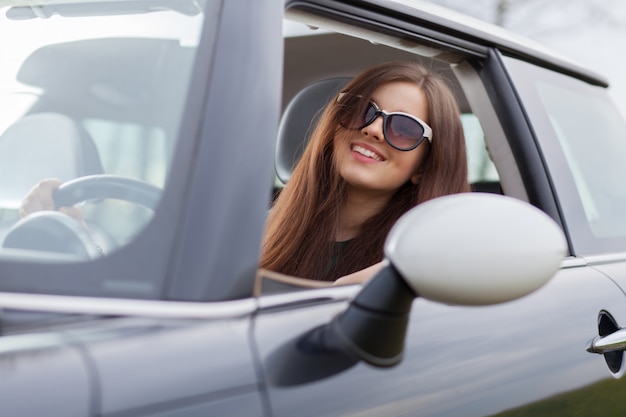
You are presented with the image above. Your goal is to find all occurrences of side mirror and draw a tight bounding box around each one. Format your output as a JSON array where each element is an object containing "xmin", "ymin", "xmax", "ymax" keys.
[
  {"xmin": 267, "ymin": 193, "xmax": 567, "ymax": 385},
  {"xmin": 387, "ymin": 192, "xmax": 566, "ymax": 305}
]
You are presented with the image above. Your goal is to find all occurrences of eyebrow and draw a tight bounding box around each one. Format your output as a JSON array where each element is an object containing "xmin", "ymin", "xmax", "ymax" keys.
[{"xmin": 369, "ymin": 99, "xmax": 413, "ymax": 117}]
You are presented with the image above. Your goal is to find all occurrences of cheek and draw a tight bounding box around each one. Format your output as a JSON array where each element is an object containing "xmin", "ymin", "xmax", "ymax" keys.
[
  {"xmin": 332, "ymin": 130, "xmax": 351, "ymax": 157},
  {"xmin": 333, "ymin": 129, "xmax": 348, "ymax": 144},
  {"xmin": 398, "ymin": 146, "xmax": 429, "ymax": 177}
]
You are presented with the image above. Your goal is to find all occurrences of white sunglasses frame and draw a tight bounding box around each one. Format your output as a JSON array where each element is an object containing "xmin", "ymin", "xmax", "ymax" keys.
[{"xmin": 337, "ymin": 92, "xmax": 433, "ymax": 151}]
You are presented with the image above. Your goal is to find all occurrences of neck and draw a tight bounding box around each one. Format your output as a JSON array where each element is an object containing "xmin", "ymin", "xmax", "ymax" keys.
[{"xmin": 335, "ymin": 188, "xmax": 393, "ymax": 242}]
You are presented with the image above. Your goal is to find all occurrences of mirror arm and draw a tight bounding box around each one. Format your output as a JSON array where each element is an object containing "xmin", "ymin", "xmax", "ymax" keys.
[
  {"xmin": 265, "ymin": 264, "xmax": 419, "ymax": 387},
  {"xmin": 327, "ymin": 263, "xmax": 418, "ymax": 367}
]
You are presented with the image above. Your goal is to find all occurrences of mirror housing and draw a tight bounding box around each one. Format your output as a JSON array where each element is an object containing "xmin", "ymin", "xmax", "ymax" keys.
[{"xmin": 386, "ymin": 192, "xmax": 567, "ymax": 305}]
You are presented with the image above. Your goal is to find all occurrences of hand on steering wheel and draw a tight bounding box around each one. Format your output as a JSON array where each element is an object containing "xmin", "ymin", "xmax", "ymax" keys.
[
  {"xmin": 19, "ymin": 178, "xmax": 84, "ymax": 223},
  {"xmin": 5, "ymin": 175, "xmax": 161, "ymax": 259}
]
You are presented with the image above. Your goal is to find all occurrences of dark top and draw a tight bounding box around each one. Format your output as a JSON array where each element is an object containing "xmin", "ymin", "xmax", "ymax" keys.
[{"xmin": 323, "ymin": 239, "xmax": 354, "ymax": 281}]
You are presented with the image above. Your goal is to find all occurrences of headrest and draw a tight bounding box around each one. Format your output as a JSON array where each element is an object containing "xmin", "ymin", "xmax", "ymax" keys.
[
  {"xmin": 0, "ymin": 112, "xmax": 104, "ymax": 208},
  {"xmin": 275, "ymin": 77, "xmax": 351, "ymax": 184}
]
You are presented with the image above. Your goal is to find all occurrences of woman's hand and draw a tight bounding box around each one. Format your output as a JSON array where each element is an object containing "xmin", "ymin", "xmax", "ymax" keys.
[
  {"xmin": 333, "ymin": 261, "xmax": 385, "ymax": 286},
  {"xmin": 19, "ymin": 178, "xmax": 84, "ymax": 223}
]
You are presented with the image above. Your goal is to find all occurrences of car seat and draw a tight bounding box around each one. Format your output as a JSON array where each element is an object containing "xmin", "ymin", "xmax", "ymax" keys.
[{"xmin": 275, "ymin": 77, "xmax": 351, "ymax": 184}]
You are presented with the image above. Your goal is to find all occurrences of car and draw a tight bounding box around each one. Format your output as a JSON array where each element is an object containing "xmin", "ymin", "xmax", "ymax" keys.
[{"xmin": 1, "ymin": 0, "xmax": 626, "ymax": 416}]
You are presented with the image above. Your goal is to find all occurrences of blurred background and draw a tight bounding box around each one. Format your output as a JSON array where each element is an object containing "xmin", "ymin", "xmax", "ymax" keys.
[{"xmin": 429, "ymin": 0, "xmax": 626, "ymax": 116}]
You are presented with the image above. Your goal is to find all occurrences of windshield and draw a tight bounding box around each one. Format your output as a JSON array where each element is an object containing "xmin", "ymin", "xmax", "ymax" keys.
[{"xmin": 0, "ymin": 0, "xmax": 204, "ymax": 260}]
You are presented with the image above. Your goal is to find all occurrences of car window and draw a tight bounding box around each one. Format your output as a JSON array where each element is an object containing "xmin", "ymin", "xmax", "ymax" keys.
[
  {"xmin": 281, "ymin": 19, "xmax": 499, "ymax": 191},
  {"xmin": 0, "ymin": 0, "xmax": 205, "ymax": 260},
  {"xmin": 262, "ymin": 13, "xmax": 503, "ymax": 291},
  {"xmin": 504, "ymin": 56, "xmax": 626, "ymax": 254},
  {"xmin": 462, "ymin": 113, "xmax": 499, "ymax": 185}
]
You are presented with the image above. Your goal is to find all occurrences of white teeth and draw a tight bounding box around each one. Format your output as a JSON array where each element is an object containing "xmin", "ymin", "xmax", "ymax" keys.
[{"xmin": 352, "ymin": 145, "xmax": 383, "ymax": 161}]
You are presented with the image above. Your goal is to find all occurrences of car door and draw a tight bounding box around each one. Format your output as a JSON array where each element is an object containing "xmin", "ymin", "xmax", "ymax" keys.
[
  {"xmin": 80, "ymin": 315, "xmax": 265, "ymax": 417},
  {"xmin": 254, "ymin": 262, "xmax": 626, "ymax": 417},
  {"xmin": 0, "ymin": 309, "xmax": 265, "ymax": 417},
  {"xmin": 0, "ymin": 314, "xmax": 93, "ymax": 417}
]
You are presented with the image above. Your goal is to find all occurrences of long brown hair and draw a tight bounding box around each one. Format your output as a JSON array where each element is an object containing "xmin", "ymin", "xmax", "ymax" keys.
[{"xmin": 261, "ymin": 61, "xmax": 470, "ymax": 280}]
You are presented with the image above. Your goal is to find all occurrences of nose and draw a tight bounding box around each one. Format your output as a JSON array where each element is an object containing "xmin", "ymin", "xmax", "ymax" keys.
[{"xmin": 361, "ymin": 114, "xmax": 384, "ymax": 143}]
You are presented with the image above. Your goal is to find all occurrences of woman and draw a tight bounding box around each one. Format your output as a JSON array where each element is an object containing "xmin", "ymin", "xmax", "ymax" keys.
[{"xmin": 260, "ymin": 61, "xmax": 470, "ymax": 284}]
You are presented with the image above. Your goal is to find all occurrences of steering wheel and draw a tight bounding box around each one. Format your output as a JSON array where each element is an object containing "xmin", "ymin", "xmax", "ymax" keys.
[
  {"xmin": 2, "ymin": 175, "xmax": 161, "ymax": 259},
  {"xmin": 54, "ymin": 174, "xmax": 161, "ymax": 210}
]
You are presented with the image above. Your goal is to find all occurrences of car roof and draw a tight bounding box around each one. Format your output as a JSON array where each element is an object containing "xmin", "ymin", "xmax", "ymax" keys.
[{"xmin": 286, "ymin": 0, "xmax": 608, "ymax": 88}]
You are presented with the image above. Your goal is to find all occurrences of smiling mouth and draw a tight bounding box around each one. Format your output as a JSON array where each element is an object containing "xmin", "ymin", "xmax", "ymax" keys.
[{"xmin": 352, "ymin": 144, "xmax": 384, "ymax": 161}]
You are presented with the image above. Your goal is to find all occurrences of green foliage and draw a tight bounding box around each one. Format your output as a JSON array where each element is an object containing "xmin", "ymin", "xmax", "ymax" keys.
[{"xmin": 489, "ymin": 376, "xmax": 626, "ymax": 417}]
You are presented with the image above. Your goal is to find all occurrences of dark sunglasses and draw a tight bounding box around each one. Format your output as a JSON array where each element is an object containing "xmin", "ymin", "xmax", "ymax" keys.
[{"xmin": 337, "ymin": 93, "xmax": 432, "ymax": 151}]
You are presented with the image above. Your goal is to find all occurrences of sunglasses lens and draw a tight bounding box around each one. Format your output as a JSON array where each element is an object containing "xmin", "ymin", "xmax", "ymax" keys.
[
  {"xmin": 339, "ymin": 101, "xmax": 377, "ymax": 130},
  {"xmin": 386, "ymin": 115, "xmax": 425, "ymax": 150},
  {"xmin": 362, "ymin": 103, "xmax": 378, "ymax": 127}
]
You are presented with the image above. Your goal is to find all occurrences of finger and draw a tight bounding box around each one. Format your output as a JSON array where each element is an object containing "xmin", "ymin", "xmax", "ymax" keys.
[
  {"xmin": 19, "ymin": 178, "xmax": 63, "ymax": 217},
  {"xmin": 37, "ymin": 179, "xmax": 63, "ymax": 211},
  {"xmin": 19, "ymin": 192, "xmax": 45, "ymax": 217}
]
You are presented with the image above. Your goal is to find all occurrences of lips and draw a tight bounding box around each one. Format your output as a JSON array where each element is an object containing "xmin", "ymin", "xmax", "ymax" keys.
[{"xmin": 351, "ymin": 144, "xmax": 385, "ymax": 161}]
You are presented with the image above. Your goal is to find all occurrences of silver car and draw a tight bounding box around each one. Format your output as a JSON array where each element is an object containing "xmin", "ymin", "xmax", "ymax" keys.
[{"xmin": 1, "ymin": 1, "xmax": 626, "ymax": 416}]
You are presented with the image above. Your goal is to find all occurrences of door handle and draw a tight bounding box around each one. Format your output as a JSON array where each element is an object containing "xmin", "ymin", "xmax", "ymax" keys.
[
  {"xmin": 587, "ymin": 310, "xmax": 624, "ymax": 376},
  {"xmin": 587, "ymin": 328, "xmax": 626, "ymax": 354}
]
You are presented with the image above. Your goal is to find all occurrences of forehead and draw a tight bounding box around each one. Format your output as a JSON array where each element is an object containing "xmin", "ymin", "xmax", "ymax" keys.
[{"xmin": 370, "ymin": 81, "xmax": 428, "ymax": 118}]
